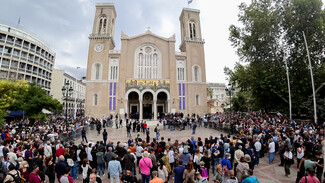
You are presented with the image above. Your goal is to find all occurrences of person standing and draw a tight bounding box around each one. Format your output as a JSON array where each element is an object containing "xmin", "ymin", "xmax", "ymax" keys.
[
  {"xmin": 108, "ymin": 154, "xmax": 122, "ymax": 183},
  {"xmin": 211, "ymin": 143, "xmax": 220, "ymax": 175},
  {"xmin": 149, "ymin": 170, "xmax": 164, "ymax": 183},
  {"xmin": 121, "ymin": 169, "xmax": 138, "ymax": 183},
  {"xmin": 173, "ymin": 161, "xmax": 185, "ymax": 183},
  {"xmin": 155, "ymin": 124, "xmax": 160, "ymax": 140},
  {"xmin": 283, "ymin": 146, "xmax": 293, "ymax": 178},
  {"xmin": 96, "ymin": 148, "xmax": 105, "ymax": 177},
  {"xmin": 29, "ymin": 165, "xmax": 42, "ymax": 183},
  {"xmin": 242, "ymin": 169, "xmax": 260, "ymax": 183},
  {"xmin": 315, "ymin": 152, "xmax": 324, "ymax": 181},
  {"xmin": 195, "ymin": 171, "xmax": 208, "ymax": 183},
  {"xmin": 268, "ymin": 138, "xmax": 275, "ymax": 164},
  {"xmin": 139, "ymin": 151, "xmax": 153, "ymax": 183},
  {"xmin": 102, "ymin": 129, "xmax": 108, "ymax": 145},
  {"xmin": 55, "ymin": 155, "xmax": 68, "ymax": 180},
  {"xmin": 127, "ymin": 123, "xmax": 132, "ymax": 138},
  {"xmin": 82, "ymin": 127, "xmax": 88, "ymax": 143},
  {"xmin": 192, "ymin": 122, "xmax": 197, "ymax": 134},
  {"xmin": 254, "ymin": 139, "xmax": 261, "ymax": 166}
]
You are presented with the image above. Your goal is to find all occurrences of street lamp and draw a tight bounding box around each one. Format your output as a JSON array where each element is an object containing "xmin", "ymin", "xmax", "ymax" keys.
[
  {"xmin": 62, "ymin": 81, "xmax": 73, "ymax": 124},
  {"xmin": 225, "ymin": 83, "xmax": 235, "ymax": 113}
]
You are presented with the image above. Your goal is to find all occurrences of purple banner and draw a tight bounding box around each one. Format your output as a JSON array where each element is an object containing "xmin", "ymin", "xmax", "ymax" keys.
[
  {"xmin": 113, "ymin": 83, "xmax": 116, "ymax": 95},
  {"xmin": 182, "ymin": 84, "xmax": 185, "ymax": 96},
  {"xmin": 182, "ymin": 97, "xmax": 185, "ymax": 110},
  {"xmin": 113, "ymin": 97, "xmax": 116, "ymax": 110}
]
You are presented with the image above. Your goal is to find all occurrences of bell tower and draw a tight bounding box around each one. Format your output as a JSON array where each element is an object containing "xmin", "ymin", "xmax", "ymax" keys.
[
  {"xmin": 179, "ymin": 8, "xmax": 207, "ymax": 115},
  {"xmin": 85, "ymin": 3, "xmax": 117, "ymax": 118}
]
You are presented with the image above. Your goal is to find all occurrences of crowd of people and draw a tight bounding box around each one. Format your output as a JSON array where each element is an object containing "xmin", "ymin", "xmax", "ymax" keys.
[{"xmin": 0, "ymin": 112, "xmax": 324, "ymax": 183}]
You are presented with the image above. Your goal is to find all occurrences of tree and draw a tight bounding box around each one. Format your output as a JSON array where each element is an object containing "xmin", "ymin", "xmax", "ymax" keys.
[
  {"xmin": 10, "ymin": 82, "xmax": 62, "ymax": 121},
  {"xmin": 0, "ymin": 80, "xmax": 28, "ymax": 125},
  {"xmin": 228, "ymin": 0, "xmax": 325, "ymax": 121}
]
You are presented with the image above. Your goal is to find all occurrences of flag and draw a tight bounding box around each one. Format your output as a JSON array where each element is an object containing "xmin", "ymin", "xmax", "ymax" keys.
[{"xmin": 188, "ymin": 0, "xmax": 193, "ymax": 5}]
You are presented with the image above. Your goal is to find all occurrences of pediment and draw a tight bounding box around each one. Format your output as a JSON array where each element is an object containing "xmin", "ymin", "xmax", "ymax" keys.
[{"xmin": 121, "ymin": 29, "xmax": 175, "ymax": 42}]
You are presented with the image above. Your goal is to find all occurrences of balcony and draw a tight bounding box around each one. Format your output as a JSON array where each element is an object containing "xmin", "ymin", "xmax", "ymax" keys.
[
  {"xmin": 21, "ymin": 57, "xmax": 27, "ymax": 61},
  {"xmin": 0, "ymin": 39, "xmax": 5, "ymax": 43},
  {"xmin": 1, "ymin": 64, "xmax": 9, "ymax": 68},
  {"xmin": 12, "ymin": 54, "xmax": 20, "ymax": 59},
  {"xmin": 15, "ymin": 43, "xmax": 22, "ymax": 47},
  {"xmin": 19, "ymin": 68, "xmax": 25, "ymax": 72},
  {"xmin": 6, "ymin": 41, "xmax": 14, "ymax": 45},
  {"xmin": 23, "ymin": 46, "xmax": 29, "ymax": 50}
]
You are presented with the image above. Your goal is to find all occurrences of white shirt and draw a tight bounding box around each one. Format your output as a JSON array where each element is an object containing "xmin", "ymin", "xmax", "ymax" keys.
[
  {"xmin": 87, "ymin": 147, "xmax": 93, "ymax": 161},
  {"xmin": 283, "ymin": 151, "xmax": 292, "ymax": 159},
  {"xmin": 254, "ymin": 141, "xmax": 262, "ymax": 152},
  {"xmin": 297, "ymin": 147, "xmax": 304, "ymax": 159},
  {"xmin": 0, "ymin": 145, "xmax": 4, "ymax": 157},
  {"xmin": 168, "ymin": 150, "xmax": 174, "ymax": 163},
  {"xmin": 269, "ymin": 142, "xmax": 275, "ymax": 153}
]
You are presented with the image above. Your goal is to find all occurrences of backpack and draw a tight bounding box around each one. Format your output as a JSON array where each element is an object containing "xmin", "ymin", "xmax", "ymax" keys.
[
  {"xmin": 200, "ymin": 167, "xmax": 208, "ymax": 178},
  {"xmin": 154, "ymin": 127, "xmax": 157, "ymax": 133},
  {"xmin": 8, "ymin": 171, "xmax": 21, "ymax": 183},
  {"xmin": 222, "ymin": 160, "xmax": 230, "ymax": 177}
]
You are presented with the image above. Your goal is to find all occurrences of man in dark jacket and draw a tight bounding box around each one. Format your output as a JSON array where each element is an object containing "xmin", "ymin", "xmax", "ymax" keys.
[{"xmin": 55, "ymin": 155, "xmax": 67, "ymax": 180}]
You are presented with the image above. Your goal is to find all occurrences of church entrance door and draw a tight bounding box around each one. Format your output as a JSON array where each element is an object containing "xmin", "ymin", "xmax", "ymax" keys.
[{"xmin": 142, "ymin": 92, "xmax": 153, "ymax": 119}]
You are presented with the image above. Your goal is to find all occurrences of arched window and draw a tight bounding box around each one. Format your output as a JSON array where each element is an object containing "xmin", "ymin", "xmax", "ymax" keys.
[
  {"xmin": 193, "ymin": 65, "xmax": 199, "ymax": 82},
  {"xmin": 109, "ymin": 58, "xmax": 119, "ymax": 81},
  {"xmin": 95, "ymin": 63, "xmax": 100, "ymax": 80},
  {"xmin": 189, "ymin": 20, "xmax": 196, "ymax": 40},
  {"xmin": 98, "ymin": 16, "xmax": 107, "ymax": 34},
  {"xmin": 176, "ymin": 60, "xmax": 186, "ymax": 81},
  {"xmin": 94, "ymin": 94, "xmax": 98, "ymax": 106},
  {"xmin": 135, "ymin": 45, "xmax": 161, "ymax": 79}
]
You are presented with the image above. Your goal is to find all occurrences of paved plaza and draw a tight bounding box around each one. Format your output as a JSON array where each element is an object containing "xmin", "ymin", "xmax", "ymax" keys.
[{"xmin": 72, "ymin": 120, "xmax": 297, "ymax": 183}]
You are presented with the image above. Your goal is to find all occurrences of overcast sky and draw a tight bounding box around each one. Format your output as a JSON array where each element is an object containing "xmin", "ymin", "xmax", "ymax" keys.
[{"xmin": 1, "ymin": 0, "xmax": 258, "ymax": 83}]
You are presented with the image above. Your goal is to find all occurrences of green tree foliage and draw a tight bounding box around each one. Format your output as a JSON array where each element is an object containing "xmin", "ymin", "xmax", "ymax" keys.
[
  {"xmin": 228, "ymin": 0, "xmax": 325, "ymax": 121},
  {"xmin": 10, "ymin": 82, "xmax": 62, "ymax": 121},
  {"xmin": 0, "ymin": 80, "xmax": 28, "ymax": 125}
]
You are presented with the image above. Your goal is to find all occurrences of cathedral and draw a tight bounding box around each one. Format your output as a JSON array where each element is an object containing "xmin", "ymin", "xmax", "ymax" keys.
[{"xmin": 85, "ymin": 3, "xmax": 207, "ymax": 120}]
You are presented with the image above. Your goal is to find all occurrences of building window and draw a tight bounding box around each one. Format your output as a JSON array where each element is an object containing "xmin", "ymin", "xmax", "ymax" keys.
[
  {"xmin": 94, "ymin": 94, "xmax": 98, "ymax": 106},
  {"xmin": 189, "ymin": 20, "xmax": 196, "ymax": 40},
  {"xmin": 98, "ymin": 16, "xmax": 107, "ymax": 34},
  {"xmin": 109, "ymin": 58, "xmax": 119, "ymax": 81},
  {"xmin": 176, "ymin": 60, "xmax": 186, "ymax": 81},
  {"xmin": 92, "ymin": 63, "xmax": 102, "ymax": 80},
  {"xmin": 193, "ymin": 65, "xmax": 200, "ymax": 82},
  {"xmin": 196, "ymin": 95, "xmax": 199, "ymax": 105},
  {"xmin": 135, "ymin": 45, "xmax": 161, "ymax": 79}
]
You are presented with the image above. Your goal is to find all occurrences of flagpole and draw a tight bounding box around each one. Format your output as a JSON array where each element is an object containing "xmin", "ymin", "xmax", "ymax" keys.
[
  {"xmin": 283, "ymin": 51, "xmax": 292, "ymax": 120},
  {"xmin": 303, "ymin": 31, "xmax": 317, "ymax": 124}
]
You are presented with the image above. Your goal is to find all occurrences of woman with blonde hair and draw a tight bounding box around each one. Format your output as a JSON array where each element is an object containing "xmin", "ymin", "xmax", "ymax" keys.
[
  {"xmin": 213, "ymin": 164, "xmax": 222, "ymax": 183},
  {"xmin": 183, "ymin": 161, "xmax": 195, "ymax": 183},
  {"xmin": 226, "ymin": 170, "xmax": 238, "ymax": 183},
  {"xmin": 19, "ymin": 161, "xmax": 29, "ymax": 183}
]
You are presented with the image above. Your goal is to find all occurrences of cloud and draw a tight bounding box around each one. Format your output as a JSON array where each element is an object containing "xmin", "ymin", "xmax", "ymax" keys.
[{"xmin": 1, "ymin": 0, "xmax": 257, "ymax": 84}]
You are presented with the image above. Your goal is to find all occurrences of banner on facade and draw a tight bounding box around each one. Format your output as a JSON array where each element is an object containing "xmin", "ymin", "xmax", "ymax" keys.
[{"xmin": 126, "ymin": 79, "xmax": 170, "ymax": 92}]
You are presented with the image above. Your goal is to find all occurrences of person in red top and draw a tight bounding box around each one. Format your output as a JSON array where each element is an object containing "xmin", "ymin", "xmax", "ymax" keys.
[
  {"xmin": 4, "ymin": 131, "xmax": 11, "ymax": 143},
  {"xmin": 55, "ymin": 144, "xmax": 65, "ymax": 158},
  {"xmin": 143, "ymin": 121, "xmax": 148, "ymax": 132},
  {"xmin": 29, "ymin": 165, "xmax": 42, "ymax": 183},
  {"xmin": 299, "ymin": 168, "xmax": 320, "ymax": 183}
]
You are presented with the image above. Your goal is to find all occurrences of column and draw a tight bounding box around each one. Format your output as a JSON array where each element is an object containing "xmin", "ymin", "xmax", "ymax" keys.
[
  {"xmin": 167, "ymin": 99, "xmax": 170, "ymax": 113},
  {"xmin": 139, "ymin": 99, "xmax": 143, "ymax": 121},
  {"xmin": 154, "ymin": 99, "xmax": 157, "ymax": 120},
  {"xmin": 125, "ymin": 99, "xmax": 128, "ymax": 119}
]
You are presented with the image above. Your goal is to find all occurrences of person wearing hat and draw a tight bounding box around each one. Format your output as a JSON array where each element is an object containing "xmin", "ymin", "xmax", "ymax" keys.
[
  {"xmin": 139, "ymin": 151, "xmax": 152, "ymax": 183},
  {"xmin": 29, "ymin": 165, "xmax": 42, "ymax": 183},
  {"xmin": 149, "ymin": 170, "xmax": 163, "ymax": 183}
]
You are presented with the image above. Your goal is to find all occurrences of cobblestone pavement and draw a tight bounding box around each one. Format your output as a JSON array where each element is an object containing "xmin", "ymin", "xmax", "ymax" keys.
[{"xmin": 68, "ymin": 120, "xmax": 297, "ymax": 183}]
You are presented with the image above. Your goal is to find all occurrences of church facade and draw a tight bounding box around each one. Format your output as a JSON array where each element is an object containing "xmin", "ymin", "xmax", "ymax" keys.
[{"xmin": 85, "ymin": 3, "xmax": 207, "ymax": 120}]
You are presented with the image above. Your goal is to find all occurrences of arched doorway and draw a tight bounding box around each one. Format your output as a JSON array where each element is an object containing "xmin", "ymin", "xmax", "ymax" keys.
[
  {"xmin": 128, "ymin": 91, "xmax": 139, "ymax": 119},
  {"xmin": 157, "ymin": 92, "xmax": 168, "ymax": 119},
  {"xmin": 142, "ymin": 92, "xmax": 153, "ymax": 119}
]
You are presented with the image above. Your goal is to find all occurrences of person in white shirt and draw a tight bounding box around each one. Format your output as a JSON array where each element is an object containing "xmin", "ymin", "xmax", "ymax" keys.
[
  {"xmin": 254, "ymin": 139, "xmax": 262, "ymax": 166},
  {"xmin": 283, "ymin": 146, "xmax": 293, "ymax": 177},
  {"xmin": 44, "ymin": 141, "xmax": 52, "ymax": 158},
  {"xmin": 0, "ymin": 142, "xmax": 4, "ymax": 162},
  {"xmin": 268, "ymin": 138, "xmax": 275, "ymax": 164}
]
